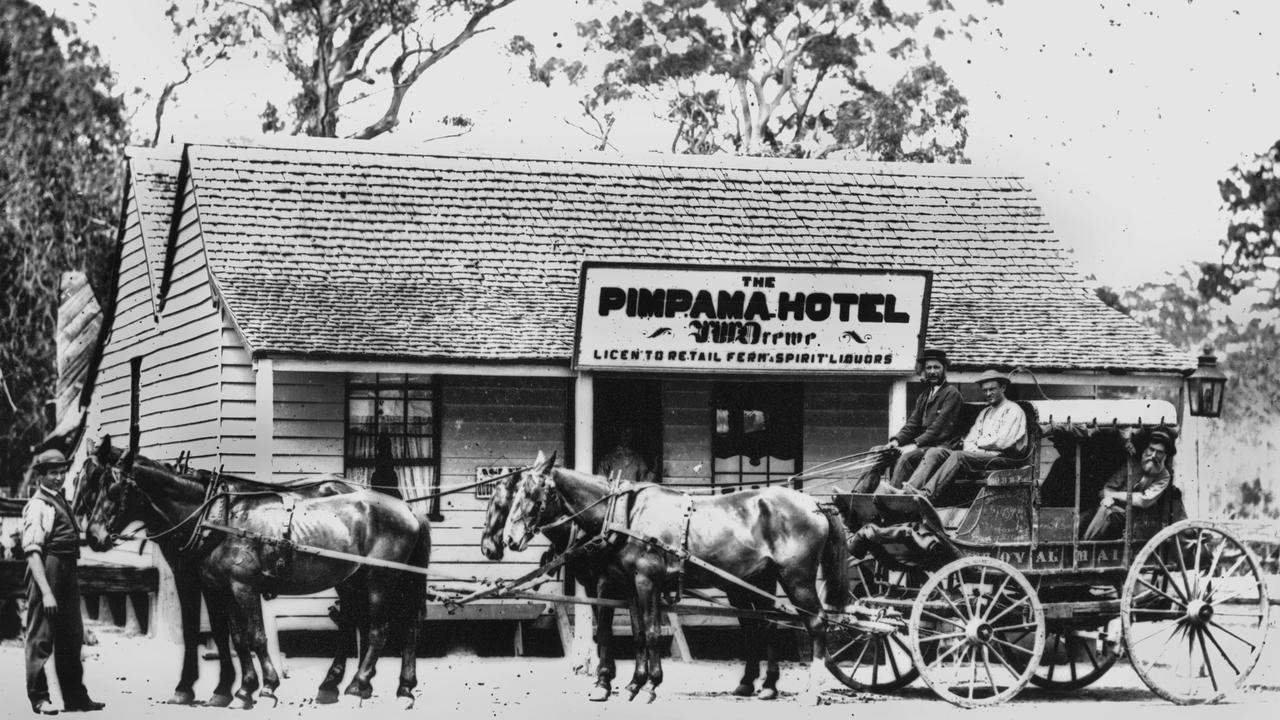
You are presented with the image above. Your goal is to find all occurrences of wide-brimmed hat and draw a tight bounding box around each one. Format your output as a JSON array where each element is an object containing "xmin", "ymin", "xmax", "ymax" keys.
[
  {"xmin": 32, "ymin": 449, "xmax": 71, "ymax": 471},
  {"xmin": 974, "ymin": 369, "xmax": 1011, "ymax": 387},
  {"xmin": 917, "ymin": 348, "xmax": 949, "ymax": 367},
  {"xmin": 1147, "ymin": 428, "xmax": 1178, "ymax": 457}
]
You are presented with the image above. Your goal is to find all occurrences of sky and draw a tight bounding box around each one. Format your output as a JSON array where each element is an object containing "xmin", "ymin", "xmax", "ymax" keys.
[{"xmin": 37, "ymin": 0, "xmax": 1280, "ymax": 292}]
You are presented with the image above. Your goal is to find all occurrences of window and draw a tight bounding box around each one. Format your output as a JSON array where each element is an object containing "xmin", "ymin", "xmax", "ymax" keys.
[
  {"xmin": 129, "ymin": 357, "xmax": 142, "ymax": 450},
  {"xmin": 711, "ymin": 382, "xmax": 802, "ymax": 491},
  {"xmin": 345, "ymin": 373, "xmax": 441, "ymax": 519}
]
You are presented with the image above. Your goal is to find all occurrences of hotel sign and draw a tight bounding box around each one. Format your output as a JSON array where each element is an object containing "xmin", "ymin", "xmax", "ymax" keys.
[{"xmin": 574, "ymin": 264, "xmax": 931, "ymax": 374}]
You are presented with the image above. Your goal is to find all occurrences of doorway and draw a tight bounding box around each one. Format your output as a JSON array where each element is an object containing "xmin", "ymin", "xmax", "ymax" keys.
[{"xmin": 593, "ymin": 378, "xmax": 662, "ymax": 482}]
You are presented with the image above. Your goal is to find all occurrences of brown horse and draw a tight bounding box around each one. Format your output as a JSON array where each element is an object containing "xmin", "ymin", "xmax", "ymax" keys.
[
  {"xmin": 480, "ymin": 470, "xmax": 626, "ymax": 700},
  {"xmin": 504, "ymin": 451, "xmax": 849, "ymax": 704},
  {"xmin": 81, "ymin": 437, "xmax": 430, "ymax": 708}
]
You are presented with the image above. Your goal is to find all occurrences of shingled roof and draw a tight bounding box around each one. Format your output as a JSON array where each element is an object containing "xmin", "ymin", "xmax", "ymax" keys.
[{"xmin": 164, "ymin": 142, "xmax": 1191, "ymax": 373}]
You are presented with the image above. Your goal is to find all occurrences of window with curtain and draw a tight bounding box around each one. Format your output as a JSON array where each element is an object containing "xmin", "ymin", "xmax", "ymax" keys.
[
  {"xmin": 345, "ymin": 373, "xmax": 440, "ymax": 518},
  {"xmin": 711, "ymin": 382, "xmax": 802, "ymax": 491}
]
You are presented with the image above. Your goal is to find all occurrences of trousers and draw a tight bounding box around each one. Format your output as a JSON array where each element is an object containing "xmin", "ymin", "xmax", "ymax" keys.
[
  {"xmin": 905, "ymin": 447, "xmax": 1022, "ymax": 499},
  {"xmin": 26, "ymin": 554, "xmax": 89, "ymax": 708}
]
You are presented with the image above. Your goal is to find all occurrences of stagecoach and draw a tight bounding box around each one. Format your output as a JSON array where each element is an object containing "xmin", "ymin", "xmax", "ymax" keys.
[{"xmin": 816, "ymin": 398, "xmax": 1272, "ymax": 707}]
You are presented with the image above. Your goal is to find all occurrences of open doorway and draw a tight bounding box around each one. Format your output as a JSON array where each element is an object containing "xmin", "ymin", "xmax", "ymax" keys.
[{"xmin": 593, "ymin": 378, "xmax": 662, "ymax": 483}]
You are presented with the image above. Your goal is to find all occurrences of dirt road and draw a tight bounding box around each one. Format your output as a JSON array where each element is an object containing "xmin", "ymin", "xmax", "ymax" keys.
[{"xmin": 3, "ymin": 623, "xmax": 1277, "ymax": 720}]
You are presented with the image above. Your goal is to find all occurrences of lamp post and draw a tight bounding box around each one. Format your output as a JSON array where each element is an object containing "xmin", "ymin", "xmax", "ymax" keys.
[{"xmin": 1186, "ymin": 345, "xmax": 1227, "ymax": 419}]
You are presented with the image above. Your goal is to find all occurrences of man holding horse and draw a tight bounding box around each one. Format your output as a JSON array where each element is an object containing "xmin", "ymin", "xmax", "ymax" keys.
[
  {"xmin": 20, "ymin": 449, "xmax": 106, "ymax": 715},
  {"xmin": 874, "ymin": 348, "xmax": 963, "ymax": 491},
  {"xmin": 895, "ymin": 369, "xmax": 1027, "ymax": 501}
]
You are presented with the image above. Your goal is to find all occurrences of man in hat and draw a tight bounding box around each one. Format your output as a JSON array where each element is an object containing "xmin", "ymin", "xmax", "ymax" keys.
[
  {"xmin": 896, "ymin": 369, "xmax": 1028, "ymax": 501},
  {"xmin": 1083, "ymin": 428, "xmax": 1177, "ymax": 541},
  {"xmin": 875, "ymin": 348, "xmax": 964, "ymax": 490},
  {"xmin": 21, "ymin": 449, "xmax": 106, "ymax": 715}
]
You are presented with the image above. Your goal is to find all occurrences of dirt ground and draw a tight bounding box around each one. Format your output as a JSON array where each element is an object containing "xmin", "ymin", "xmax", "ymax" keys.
[{"xmin": 3, "ymin": 620, "xmax": 1279, "ymax": 720}]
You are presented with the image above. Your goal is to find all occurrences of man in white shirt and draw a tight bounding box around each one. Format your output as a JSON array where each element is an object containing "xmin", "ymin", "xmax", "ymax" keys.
[{"xmin": 897, "ymin": 369, "xmax": 1028, "ymax": 501}]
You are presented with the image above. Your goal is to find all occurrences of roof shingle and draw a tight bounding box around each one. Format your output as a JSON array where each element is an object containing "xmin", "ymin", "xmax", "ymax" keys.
[{"xmin": 152, "ymin": 143, "xmax": 1190, "ymax": 373}]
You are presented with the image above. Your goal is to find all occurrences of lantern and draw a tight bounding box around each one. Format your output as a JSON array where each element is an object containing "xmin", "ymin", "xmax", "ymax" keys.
[{"xmin": 1186, "ymin": 346, "xmax": 1227, "ymax": 418}]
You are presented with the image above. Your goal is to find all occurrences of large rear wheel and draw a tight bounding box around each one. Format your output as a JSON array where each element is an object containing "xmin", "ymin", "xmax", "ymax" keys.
[
  {"xmin": 1122, "ymin": 520, "xmax": 1270, "ymax": 704},
  {"xmin": 909, "ymin": 556, "xmax": 1045, "ymax": 708}
]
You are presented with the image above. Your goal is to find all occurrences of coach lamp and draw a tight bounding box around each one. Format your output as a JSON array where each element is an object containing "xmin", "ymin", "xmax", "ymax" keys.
[{"xmin": 1185, "ymin": 345, "xmax": 1227, "ymax": 418}]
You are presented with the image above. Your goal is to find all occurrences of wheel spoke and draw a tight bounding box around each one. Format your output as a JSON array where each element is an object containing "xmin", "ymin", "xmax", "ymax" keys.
[
  {"xmin": 991, "ymin": 637, "xmax": 1036, "ymax": 656},
  {"xmin": 921, "ymin": 609, "xmax": 968, "ymax": 631},
  {"xmin": 917, "ymin": 630, "xmax": 968, "ymax": 644},
  {"xmin": 1206, "ymin": 619, "xmax": 1259, "ymax": 652},
  {"xmin": 1200, "ymin": 624, "xmax": 1242, "ymax": 676},
  {"xmin": 1046, "ymin": 634, "xmax": 1059, "ymax": 682},
  {"xmin": 986, "ymin": 642, "xmax": 1023, "ymax": 680},
  {"xmin": 993, "ymin": 622, "xmax": 1039, "ymax": 632},
  {"xmin": 969, "ymin": 645, "xmax": 979, "ymax": 700},
  {"xmin": 1208, "ymin": 610, "xmax": 1266, "ymax": 619},
  {"xmin": 981, "ymin": 573, "xmax": 1012, "ymax": 623},
  {"xmin": 1156, "ymin": 551, "xmax": 1191, "ymax": 604},
  {"xmin": 1137, "ymin": 621, "xmax": 1184, "ymax": 675},
  {"xmin": 831, "ymin": 634, "xmax": 867, "ymax": 662},
  {"xmin": 872, "ymin": 635, "xmax": 881, "ymax": 685},
  {"xmin": 1135, "ymin": 577, "xmax": 1188, "ymax": 609},
  {"xmin": 885, "ymin": 635, "xmax": 904, "ymax": 678},
  {"xmin": 925, "ymin": 639, "xmax": 967, "ymax": 672},
  {"xmin": 1129, "ymin": 619, "xmax": 1181, "ymax": 652},
  {"xmin": 1205, "ymin": 537, "xmax": 1227, "ymax": 585},
  {"xmin": 1192, "ymin": 529, "xmax": 1204, "ymax": 598},
  {"xmin": 987, "ymin": 595, "xmax": 1031, "ymax": 625},
  {"xmin": 1173, "ymin": 533, "xmax": 1194, "ymax": 599},
  {"xmin": 1194, "ymin": 627, "xmax": 1219, "ymax": 693},
  {"xmin": 982, "ymin": 646, "xmax": 1000, "ymax": 693}
]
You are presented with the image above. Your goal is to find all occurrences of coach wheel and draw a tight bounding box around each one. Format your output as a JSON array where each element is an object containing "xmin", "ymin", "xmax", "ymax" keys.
[
  {"xmin": 1029, "ymin": 623, "xmax": 1119, "ymax": 690},
  {"xmin": 909, "ymin": 556, "xmax": 1045, "ymax": 708},
  {"xmin": 1122, "ymin": 520, "xmax": 1270, "ymax": 705},
  {"xmin": 825, "ymin": 560, "xmax": 920, "ymax": 692}
]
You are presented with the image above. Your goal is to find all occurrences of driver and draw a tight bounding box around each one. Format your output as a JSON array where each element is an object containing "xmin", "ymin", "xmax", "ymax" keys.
[{"xmin": 874, "ymin": 348, "xmax": 963, "ymax": 491}]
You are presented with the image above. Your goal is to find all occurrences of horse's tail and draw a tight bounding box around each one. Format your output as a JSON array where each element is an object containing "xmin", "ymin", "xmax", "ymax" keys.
[
  {"xmin": 397, "ymin": 520, "xmax": 431, "ymax": 624},
  {"xmin": 818, "ymin": 504, "xmax": 850, "ymax": 608}
]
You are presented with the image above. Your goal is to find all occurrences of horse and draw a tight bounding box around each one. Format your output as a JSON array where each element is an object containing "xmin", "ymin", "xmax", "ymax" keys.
[
  {"xmin": 503, "ymin": 451, "xmax": 850, "ymax": 705},
  {"xmin": 480, "ymin": 469, "xmax": 626, "ymax": 700},
  {"xmin": 80, "ymin": 436, "xmax": 431, "ymax": 708}
]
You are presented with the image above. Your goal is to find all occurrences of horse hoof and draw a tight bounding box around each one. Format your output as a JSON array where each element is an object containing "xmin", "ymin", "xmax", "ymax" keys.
[
  {"xmin": 206, "ymin": 693, "xmax": 233, "ymax": 708},
  {"xmin": 398, "ymin": 694, "xmax": 415, "ymax": 710},
  {"xmin": 259, "ymin": 689, "xmax": 278, "ymax": 708},
  {"xmin": 626, "ymin": 684, "xmax": 641, "ymax": 701},
  {"xmin": 757, "ymin": 687, "xmax": 779, "ymax": 701},
  {"xmin": 344, "ymin": 684, "xmax": 373, "ymax": 700},
  {"xmin": 588, "ymin": 685, "xmax": 611, "ymax": 702},
  {"xmin": 315, "ymin": 688, "xmax": 340, "ymax": 705},
  {"xmin": 166, "ymin": 690, "xmax": 196, "ymax": 705},
  {"xmin": 731, "ymin": 683, "xmax": 755, "ymax": 697},
  {"xmin": 230, "ymin": 694, "xmax": 254, "ymax": 710},
  {"xmin": 646, "ymin": 690, "xmax": 657, "ymax": 704}
]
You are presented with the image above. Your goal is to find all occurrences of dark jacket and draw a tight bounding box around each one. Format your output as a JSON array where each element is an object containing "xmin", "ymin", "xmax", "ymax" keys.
[{"xmin": 892, "ymin": 382, "xmax": 963, "ymax": 448}]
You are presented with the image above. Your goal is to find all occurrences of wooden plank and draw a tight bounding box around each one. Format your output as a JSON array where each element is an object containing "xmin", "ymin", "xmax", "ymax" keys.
[{"xmin": 0, "ymin": 561, "xmax": 158, "ymax": 598}]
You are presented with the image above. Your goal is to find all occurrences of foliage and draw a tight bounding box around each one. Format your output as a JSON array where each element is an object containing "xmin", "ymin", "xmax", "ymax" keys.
[
  {"xmin": 512, "ymin": 0, "xmax": 991, "ymax": 157},
  {"xmin": 0, "ymin": 0, "xmax": 128, "ymax": 488},
  {"xmin": 1201, "ymin": 139, "xmax": 1280, "ymax": 310},
  {"xmin": 170, "ymin": 0, "xmax": 522, "ymax": 139},
  {"xmin": 1101, "ymin": 266, "xmax": 1280, "ymax": 519}
]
